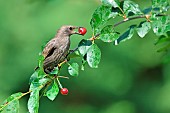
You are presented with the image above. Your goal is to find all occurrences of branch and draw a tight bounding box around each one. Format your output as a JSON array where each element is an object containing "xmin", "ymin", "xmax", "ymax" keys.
[
  {"xmin": 68, "ymin": 15, "xmax": 146, "ymax": 54},
  {"xmin": 113, "ymin": 15, "xmax": 146, "ymax": 27},
  {"xmin": 93, "ymin": 14, "xmax": 169, "ymax": 38},
  {"xmin": 69, "ymin": 14, "xmax": 169, "ymax": 55},
  {"xmin": 0, "ymin": 91, "xmax": 31, "ymax": 111},
  {"xmin": 0, "ymin": 75, "xmax": 59, "ymax": 111},
  {"xmin": 94, "ymin": 15, "xmax": 146, "ymax": 38}
]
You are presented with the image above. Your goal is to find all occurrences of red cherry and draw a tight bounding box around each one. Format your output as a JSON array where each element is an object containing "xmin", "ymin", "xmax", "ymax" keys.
[
  {"xmin": 78, "ymin": 27, "xmax": 87, "ymax": 35},
  {"xmin": 60, "ymin": 88, "xmax": 68, "ymax": 95}
]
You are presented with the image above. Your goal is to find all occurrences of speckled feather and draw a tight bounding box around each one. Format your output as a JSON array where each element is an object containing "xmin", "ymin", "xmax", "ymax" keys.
[{"xmin": 42, "ymin": 25, "xmax": 78, "ymax": 73}]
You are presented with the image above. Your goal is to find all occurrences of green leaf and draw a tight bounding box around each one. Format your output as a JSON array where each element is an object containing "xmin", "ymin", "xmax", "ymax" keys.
[
  {"xmin": 29, "ymin": 78, "xmax": 50, "ymax": 91},
  {"xmin": 46, "ymin": 81, "xmax": 59, "ymax": 101},
  {"xmin": 29, "ymin": 69, "xmax": 46, "ymax": 85},
  {"xmin": 152, "ymin": 0, "xmax": 170, "ymax": 12},
  {"xmin": 87, "ymin": 44, "xmax": 101, "ymax": 68},
  {"xmin": 36, "ymin": 54, "xmax": 46, "ymax": 78},
  {"xmin": 157, "ymin": 43, "xmax": 170, "ymax": 52},
  {"xmin": 116, "ymin": 25, "xmax": 136, "ymax": 44},
  {"xmin": 90, "ymin": 5, "xmax": 118, "ymax": 35},
  {"xmin": 68, "ymin": 63, "xmax": 79, "ymax": 76},
  {"xmin": 6, "ymin": 93, "xmax": 22, "ymax": 103},
  {"xmin": 38, "ymin": 69, "xmax": 46, "ymax": 79},
  {"xmin": 155, "ymin": 32, "xmax": 170, "ymax": 52},
  {"xmin": 5, "ymin": 100, "xmax": 19, "ymax": 113},
  {"xmin": 28, "ymin": 89, "xmax": 39, "ymax": 113},
  {"xmin": 101, "ymin": 0, "xmax": 120, "ymax": 8},
  {"xmin": 78, "ymin": 39, "xmax": 92, "ymax": 56},
  {"xmin": 152, "ymin": 16, "xmax": 170, "ymax": 36},
  {"xmin": 29, "ymin": 54, "xmax": 46, "ymax": 84},
  {"xmin": 3, "ymin": 93, "xmax": 22, "ymax": 104},
  {"xmin": 123, "ymin": 0, "xmax": 143, "ymax": 16},
  {"xmin": 29, "ymin": 70, "xmax": 38, "ymax": 84},
  {"xmin": 100, "ymin": 25, "xmax": 119, "ymax": 42},
  {"xmin": 28, "ymin": 77, "xmax": 49, "ymax": 113},
  {"xmin": 68, "ymin": 51, "xmax": 80, "ymax": 59},
  {"xmin": 0, "ymin": 92, "xmax": 22, "ymax": 112},
  {"xmin": 155, "ymin": 35, "xmax": 170, "ymax": 45},
  {"xmin": 38, "ymin": 54, "xmax": 44, "ymax": 68},
  {"xmin": 136, "ymin": 21, "xmax": 151, "ymax": 38},
  {"xmin": 49, "ymin": 67, "xmax": 59, "ymax": 75},
  {"xmin": 81, "ymin": 56, "xmax": 87, "ymax": 71},
  {"xmin": 143, "ymin": 7, "xmax": 152, "ymax": 14}
]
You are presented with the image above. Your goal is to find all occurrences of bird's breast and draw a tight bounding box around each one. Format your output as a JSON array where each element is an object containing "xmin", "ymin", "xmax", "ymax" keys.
[{"xmin": 58, "ymin": 36, "xmax": 70, "ymax": 52}]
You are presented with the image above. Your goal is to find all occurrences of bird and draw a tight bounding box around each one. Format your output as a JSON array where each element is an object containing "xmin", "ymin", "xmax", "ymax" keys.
[{"xmin": 42, "ymin": 25, "xmax": 82, "ymax": 74}]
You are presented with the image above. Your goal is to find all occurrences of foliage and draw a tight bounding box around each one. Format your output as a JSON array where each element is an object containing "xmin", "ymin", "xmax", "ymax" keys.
[{"xmin": 0, "ymin": 0, "xmax": 170, "ymax": 113}]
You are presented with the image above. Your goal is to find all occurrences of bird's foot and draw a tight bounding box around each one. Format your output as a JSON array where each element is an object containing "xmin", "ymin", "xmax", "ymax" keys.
[{"xmin": 58, "ymin": 59, "xmax": 68, "ymax": 67}]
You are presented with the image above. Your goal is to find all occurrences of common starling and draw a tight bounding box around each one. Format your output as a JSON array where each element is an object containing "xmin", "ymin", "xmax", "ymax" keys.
[{"xmin": 42, "ymin": 25, "xmax": 82, "ymax": 74}]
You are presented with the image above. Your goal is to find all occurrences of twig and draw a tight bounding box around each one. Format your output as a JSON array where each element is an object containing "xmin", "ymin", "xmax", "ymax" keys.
[
  {"xmin": 113, "ymin": 15, "xmax": 146, "ymax": 27},
  {"xmin": 0, "ymin": 74, "xmax": 59, "ymax": 111},
  {"xmin": 93, "ymin": 15, "xmax": 146, "ymax": 38},
  {"xmin": 68, "ymin": 14, "xmax": 168, "ymax": 55},
  {"xmin": 0, "ymin": 91, "xmax": 31, "ymax": 111}
]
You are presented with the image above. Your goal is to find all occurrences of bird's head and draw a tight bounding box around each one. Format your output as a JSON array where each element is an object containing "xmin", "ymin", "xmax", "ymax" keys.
[{"xmin": 58, "ymin": 25, "xmax": 81, "ymax": 36}]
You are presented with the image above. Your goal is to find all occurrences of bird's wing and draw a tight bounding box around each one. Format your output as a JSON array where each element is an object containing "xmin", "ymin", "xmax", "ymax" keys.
[
  {"xmin": 43, "ymin": 48, "xmax": 64, "ymax": 67},
  {"xmin": 42, "ymin": 38, "xmax": 57, "ymax": 58},
  {"xmin": 42, "ymin": 38, "xmax": 66, "ymax": 71}
]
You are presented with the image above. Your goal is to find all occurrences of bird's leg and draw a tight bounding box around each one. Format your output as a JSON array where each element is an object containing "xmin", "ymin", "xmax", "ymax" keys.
[{"xmin": 58, "ymin": 59, "xmax": 68, "ymax": 67}]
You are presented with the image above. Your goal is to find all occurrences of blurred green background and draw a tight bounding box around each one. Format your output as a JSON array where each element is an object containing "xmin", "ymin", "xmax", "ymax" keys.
[{"xmin": 0, "ymin": 0, "xmax": 170, "ymax": 113}]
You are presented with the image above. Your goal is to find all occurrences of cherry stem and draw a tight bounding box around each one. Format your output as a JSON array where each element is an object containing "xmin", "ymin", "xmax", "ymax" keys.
[{"xmin": 56, "ymin": 77, "xmax": 63, "ymax": 89}]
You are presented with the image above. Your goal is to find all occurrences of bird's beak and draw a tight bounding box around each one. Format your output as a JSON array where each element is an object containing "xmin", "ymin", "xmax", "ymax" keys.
[{"xmin": 72, "ymin": 26, "xmax": 81, "ymax": 35}]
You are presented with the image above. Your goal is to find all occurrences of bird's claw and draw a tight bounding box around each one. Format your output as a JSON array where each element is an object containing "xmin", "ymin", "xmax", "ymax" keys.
[{"xmin": 58, "ymin": 59, "xmax": 68, "ymax": 67}]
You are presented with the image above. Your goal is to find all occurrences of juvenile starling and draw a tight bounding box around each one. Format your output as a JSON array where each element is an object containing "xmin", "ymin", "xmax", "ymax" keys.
[{"xmin": 42, "ymin": 25, "xmax": 82, "ymax": 74}]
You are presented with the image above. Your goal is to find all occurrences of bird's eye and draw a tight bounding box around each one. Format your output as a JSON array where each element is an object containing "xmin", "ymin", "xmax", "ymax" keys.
[{"xmin": 69, "ymin": 27, "xmax": 73, "ymax": 30}]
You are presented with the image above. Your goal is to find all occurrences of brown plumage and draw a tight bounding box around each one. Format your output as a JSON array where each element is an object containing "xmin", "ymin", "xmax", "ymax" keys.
[{"xmin": 42, "ymin": 25, "xmax": 81, "ymax": 74}]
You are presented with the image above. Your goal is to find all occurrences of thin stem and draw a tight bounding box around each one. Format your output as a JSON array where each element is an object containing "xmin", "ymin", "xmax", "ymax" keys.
[
  {"xmin": 39, "ymin": 82, "xmax": 52, "ymax": 99},
  {"xmin": 113, "ymin": 15, "xmax": 146, "ymax": 27},
  {"xmin": 68, "ymin": 14, "xmax": 168, "ymax": 55},
  {"xmin": 69, "ymin": 48, "xmax": 79, "ymax": 54},
  {"xmin": 57, "ymin": 76, "xmax": 69, "ymax": 79},
  {"xmin": 93, "ymin": 15, "xmax": 146, "ymax": 38},
  {"xmin": 22, "ymin": 91, "xmax": 31, "ymax": 97},
  {"xmin": 0, "ymin": 91, "xmax": 31, "ymax": 111},
  {"xmin": 68, "ymin": 15, "xmax": 147, "ymax": 54},
  {"xmin": 117, "ymin": 6, "xmax": 126, "ymax": 19},
  {"xmin": 56, "ymin": 77, "xmax": 63, "ymax": 89},
  {"xmin": 0, "ymin": 73, "xmax": 59, "ymax": 111},
  {"xmin": 39, "ymin": 74, "xmax": 62, "ymax": 99}
]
